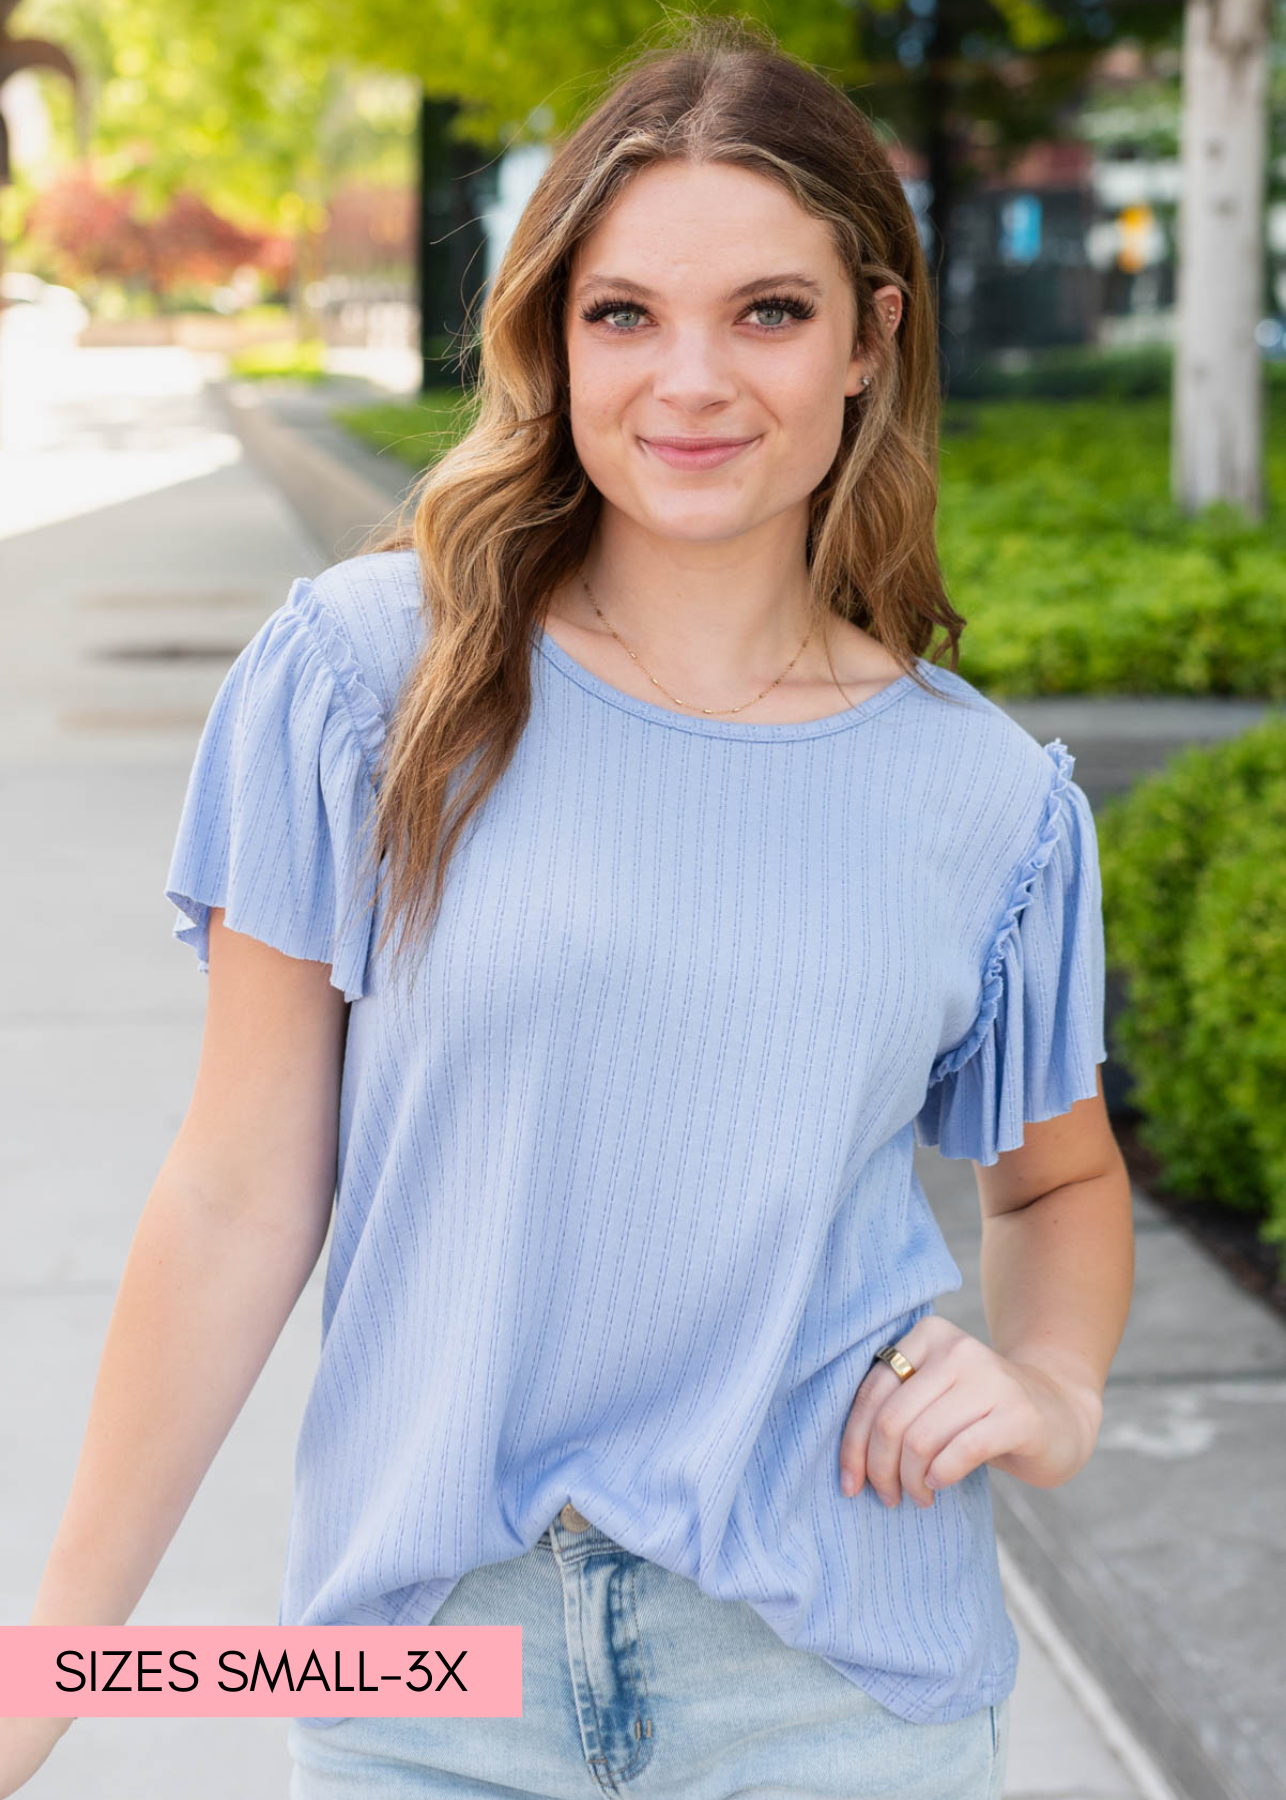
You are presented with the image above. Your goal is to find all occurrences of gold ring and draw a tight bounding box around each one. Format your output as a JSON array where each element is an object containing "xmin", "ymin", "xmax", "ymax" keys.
[{"xmin": 873, "ymin": 1345, "xmax": 916, "ymax": 1381}]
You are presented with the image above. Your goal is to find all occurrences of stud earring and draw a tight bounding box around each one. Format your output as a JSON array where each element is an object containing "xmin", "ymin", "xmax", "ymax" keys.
[{"xmin": 861, "ymin": 375, "xmax": 871, "ymax": 388}]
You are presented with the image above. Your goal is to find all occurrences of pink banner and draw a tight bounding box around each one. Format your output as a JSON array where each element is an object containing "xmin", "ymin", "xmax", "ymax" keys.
[{"xmin": 0, "ymin": 1627, "xmax": 522, "ymax": 1718}]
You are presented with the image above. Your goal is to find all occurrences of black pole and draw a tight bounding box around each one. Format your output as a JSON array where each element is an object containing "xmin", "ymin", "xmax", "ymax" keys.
[{"xmin": 416, "ymin": 95, "xmax": 494, "ymax": 394}]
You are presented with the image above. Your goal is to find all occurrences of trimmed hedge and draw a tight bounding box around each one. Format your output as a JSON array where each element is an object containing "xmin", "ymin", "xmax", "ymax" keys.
[
  {"xmin": 1097, "ymin": 717, "xmax": 1286, "ymax": 1270},
  {"xmin": 947, "ymin": 346, "xmax": 1286, "ymax": 403}
]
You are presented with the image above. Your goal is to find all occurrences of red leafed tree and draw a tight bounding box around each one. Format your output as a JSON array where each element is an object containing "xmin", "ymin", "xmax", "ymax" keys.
[
  {"xmin": 141, "ymin": 191, "xmax": 264, "ymax": 292},
  {"xmin": 23, "ymin": 169, "xmax": 295, "ymax": 297},
  {"xmin": 23, "ymin": 169, "xmax": 149, "ymax": 285}
]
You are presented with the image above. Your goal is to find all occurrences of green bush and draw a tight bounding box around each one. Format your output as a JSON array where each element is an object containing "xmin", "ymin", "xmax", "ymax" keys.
[
  {"xmin": 942, "ymin": 390, "xmax": 1286, "ymax": 698},
  {"xmin": 1098, "ymin": 717, "xmax": 1286, "ymax": 1269}
]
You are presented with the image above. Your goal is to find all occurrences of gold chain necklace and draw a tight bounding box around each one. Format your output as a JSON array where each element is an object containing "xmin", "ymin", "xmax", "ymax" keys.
[{"xmin": 577, "ymin": 572, "xmax": 814, "ymax": 717}]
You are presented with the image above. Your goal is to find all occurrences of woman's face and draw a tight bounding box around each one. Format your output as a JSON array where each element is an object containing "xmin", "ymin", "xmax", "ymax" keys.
[{"xmin": 564, "ymin": 160, "xmax": 892, "ymax": 549}]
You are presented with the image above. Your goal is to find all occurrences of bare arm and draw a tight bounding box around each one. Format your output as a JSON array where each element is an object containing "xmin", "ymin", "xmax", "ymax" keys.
[
  {"xmin": 840, "ymin": 1068, "xmax": 1134, "ymax": 1507},
  {"xmin": 28, "ymin": 910, "xmax": 350, "ymax": 1630},
  {"xmin": 974, "ymin": 1066, "xmax": 1135, "ymax": 1442}
]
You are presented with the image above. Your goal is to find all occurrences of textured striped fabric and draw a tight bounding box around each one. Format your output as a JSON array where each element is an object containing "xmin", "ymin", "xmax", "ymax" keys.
[{"xmin": 164, "ymin": 548, "xmax": 1107, "ymax": 1730}]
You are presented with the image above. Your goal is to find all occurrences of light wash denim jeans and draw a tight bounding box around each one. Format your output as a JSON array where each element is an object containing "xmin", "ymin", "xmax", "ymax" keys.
[{"xmin": 287, "ymin": 1510, "xmax": 1011, "ymax": 1799}]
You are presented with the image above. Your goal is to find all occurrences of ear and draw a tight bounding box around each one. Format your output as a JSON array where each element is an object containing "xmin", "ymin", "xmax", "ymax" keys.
[
  {"xmin": 846, "ymin": 284, "xmax": 905, "ymax": 395},
  {"xmin": 872, "ymin": 284, "xmax": 905, "ymax": 335}
]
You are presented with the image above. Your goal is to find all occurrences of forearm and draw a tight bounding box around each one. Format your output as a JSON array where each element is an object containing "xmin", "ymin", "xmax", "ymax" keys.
[
  {"xmin": 979, "ymin": 1159, "xmax": 1135, "ymax": 1422},
  {"xmin": 28, "ymin": 1170, "xmax": 325, "ymax": 1629}
]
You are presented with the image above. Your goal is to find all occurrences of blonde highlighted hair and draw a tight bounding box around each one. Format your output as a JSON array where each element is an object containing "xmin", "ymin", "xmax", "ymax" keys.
[{"xmin": 360, "ymin": 12, "xmax": 964, "ymax": 979}]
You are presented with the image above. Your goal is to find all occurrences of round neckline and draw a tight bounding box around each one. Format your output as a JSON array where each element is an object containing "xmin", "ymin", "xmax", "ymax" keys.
[{"xmin": 535, "ymin": 627, "xmax": 931, "ymax": 741}]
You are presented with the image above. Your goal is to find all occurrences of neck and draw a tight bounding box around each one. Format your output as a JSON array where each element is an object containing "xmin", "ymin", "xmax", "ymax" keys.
[{"xmin": 578, "ymin": 503, "xmax": 818, "ymax": 674}]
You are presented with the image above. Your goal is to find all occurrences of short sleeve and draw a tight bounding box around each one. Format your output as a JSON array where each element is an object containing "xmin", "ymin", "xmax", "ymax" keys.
[
  {"xmin": 163, "ymin": 576, "xmax": 387, "ymax": 1002},
  {"xmin": 914, "ymin": 742, "xmax": 1107, "ymax": 1165}
]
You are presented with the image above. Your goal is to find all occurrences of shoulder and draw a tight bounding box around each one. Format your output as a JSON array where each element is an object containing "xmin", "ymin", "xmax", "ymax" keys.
[
  {"xmin": 298, "ymin": 548, "xmax": 426, "ymax": 676},
  {"xmin": 284, "ymin": 548, "xmax": 428, "ymax": 736},
  {"xmin": 904, "ymin": 657, "xmax": 1077, "ymax": 846}
]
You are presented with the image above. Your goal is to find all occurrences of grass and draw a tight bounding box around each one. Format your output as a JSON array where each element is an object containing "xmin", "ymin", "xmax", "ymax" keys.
[
  {"xmin": 330, "ymin": 388, "xmax": 479, "ymax": 469},
  {"xmin": 228, "ymin": 338, "xmax": 328, "ymax": 382}
]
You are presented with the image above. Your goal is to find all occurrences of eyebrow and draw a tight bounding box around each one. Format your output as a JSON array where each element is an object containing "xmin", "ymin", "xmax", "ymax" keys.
[{"xmin": 574, "ymin": 271, "xmax": 826, "ymax": 302}]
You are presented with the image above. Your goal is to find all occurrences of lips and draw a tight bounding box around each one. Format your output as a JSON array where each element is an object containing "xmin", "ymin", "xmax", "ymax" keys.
[{"xmin": 640, "ymin": 436, "xmax": 759, "ymax": 470}]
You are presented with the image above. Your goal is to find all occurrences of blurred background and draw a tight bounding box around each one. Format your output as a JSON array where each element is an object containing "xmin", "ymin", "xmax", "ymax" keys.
[{"xmin": 1, "ymin": 2, "xmax": 1283, "ymax": 1797}]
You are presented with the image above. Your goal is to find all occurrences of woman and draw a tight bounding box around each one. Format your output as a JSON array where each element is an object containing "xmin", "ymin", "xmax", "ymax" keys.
[{"xmin": 6, "ymin": 15, "xmax": 1133, "ymax": 1800}]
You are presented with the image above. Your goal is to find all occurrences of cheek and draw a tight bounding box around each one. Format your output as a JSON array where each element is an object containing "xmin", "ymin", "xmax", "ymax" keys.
[
  {"xmin": 567, "ymin": 343, "xmax": 635, "ymax": 435},
  {"xmin": 761, "ymin": 352, "xmax": 849, "ymax": 482},
  {"xmin": 775, "ymin": 337, "xmax": 852, "ymax": 426}
]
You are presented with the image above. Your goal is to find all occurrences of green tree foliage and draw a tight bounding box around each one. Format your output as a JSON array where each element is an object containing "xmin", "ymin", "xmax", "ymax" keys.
[
  {"xmin": 12, "ymin": 0, "xmax": 416, "ymax": 234},
  {"xmin": 327, "ymin": 1, "xmax": 859, "ymax": 143},
  {"xmin": 12, "ymin": 0, "xmax": 1188, "ymax": 226}
]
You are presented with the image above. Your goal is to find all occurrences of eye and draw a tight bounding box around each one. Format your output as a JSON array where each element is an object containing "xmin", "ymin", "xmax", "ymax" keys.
[
  {"xmin": 579, "ymin": 299, "xmax": 647, "ymax": 331},
  {"xmin": 745, "ymin": 294, "xmax": 817, "ymax": 331},
  {"xmin": 576, "ymin": 292, "xmax": 818, "ymax": 334}
]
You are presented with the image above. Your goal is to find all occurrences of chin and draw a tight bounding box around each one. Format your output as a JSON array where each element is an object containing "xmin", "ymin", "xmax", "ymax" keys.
[
  {"xmin": 628, "ymin": 494, "xmax": 774, "ymax": 544},
  {"xmin": 647, "ymin": 516, "xmax": 761, "ymax": 546}
]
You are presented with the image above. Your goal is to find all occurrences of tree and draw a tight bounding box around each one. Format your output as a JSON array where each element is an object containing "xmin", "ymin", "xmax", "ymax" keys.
[
  {"xmin": 1171, "ymin": 0, "xmax": 1271, "ymax": 520},
  {"xmin": 10, "ymin": 0, "xmax": 416, "ymax": 325},
  {"xmin": 22, "ymin": 169, "xmax": 290, "ymax": 298}
]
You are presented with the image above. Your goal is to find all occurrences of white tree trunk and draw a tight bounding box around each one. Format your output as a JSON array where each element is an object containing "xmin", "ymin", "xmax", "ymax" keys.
[{"xmin": 1172, "ymin": 0, "xmax": 1271, "ymax": 519}]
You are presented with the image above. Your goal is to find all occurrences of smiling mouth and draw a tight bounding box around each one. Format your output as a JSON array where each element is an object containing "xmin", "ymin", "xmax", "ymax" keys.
[{"xmin": 640, "ymin": 436, "xmax": 760, "ymax": 469}]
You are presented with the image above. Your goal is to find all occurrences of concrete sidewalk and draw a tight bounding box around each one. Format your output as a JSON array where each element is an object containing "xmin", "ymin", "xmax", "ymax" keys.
[{"xmin": 1, "ymin": 338, "xmax": 1268, "ymax": 1800}]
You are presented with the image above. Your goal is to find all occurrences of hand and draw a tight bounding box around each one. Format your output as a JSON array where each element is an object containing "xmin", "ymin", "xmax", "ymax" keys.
[
  {"xmin": 0, "ymin": 1714, "xmax": 74, "ymax": 1799},
  {"xmin": 839, "ymin": 1315, "xmax": 1103, "ymax": 1509}
]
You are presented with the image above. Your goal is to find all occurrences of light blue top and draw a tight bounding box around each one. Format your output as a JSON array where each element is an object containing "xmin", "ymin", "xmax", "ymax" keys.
[{"xmin": 164, "ymin": 548, "xmax": 1107, "ymax": 1729}]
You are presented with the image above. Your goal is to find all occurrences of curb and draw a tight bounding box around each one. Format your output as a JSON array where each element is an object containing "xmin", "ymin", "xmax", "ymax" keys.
[
  {"xmin": 214, "ymin": 379, "xmax": 407, "ymax": 564},
  {"xmin": 992, "ymin": 1481, "xmax": 1232, "ymax": 1800},
  {"xmin": 993, "ymin": 1537, "xmax": 1183, "ymax": 1800}
]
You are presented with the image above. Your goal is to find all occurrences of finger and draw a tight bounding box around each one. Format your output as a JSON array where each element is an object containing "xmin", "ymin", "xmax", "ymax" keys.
[
  {"xmin": 838, "ymin": 1365, "xmax": 901, "ymax": 1496},
  {"xmin": 922, "ymin": 1407, "xmax": 1002, "ymax": 1493},
  {"xmin": 860, "ymin": 1366, "xmax": 954, "ymax": 1508},
  {"xmin": 837, "ymin": 1322, "xmax": 950, "ymax": 1499},
  {"xmin": 897, "ymin": 1388, "xmax": 986, "ymax": 1508}
]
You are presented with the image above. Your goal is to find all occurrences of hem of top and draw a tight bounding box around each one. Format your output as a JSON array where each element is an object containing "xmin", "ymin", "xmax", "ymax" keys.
[
  {"xmin": 961, "ymin": 1052, "xmax": 1109, "ymax": 1167},
  {"xmin": 534, "ymin": 628, "xmax": 937, "ymax": 741},
  {"xmin": 165, "ymin": 886, "xmax": 368, "ymax": 1005},
  {"xmin": 289, "ymin": 1648, "xmax": 1021, "ymax": 1735},
  {"xmin": 813, "ymin": 1644, "xmax": 1021, "ymax": 1726},
  {"xmin": 924, "ymin": 737, "xmax": 1077, "ymax": 1088}
]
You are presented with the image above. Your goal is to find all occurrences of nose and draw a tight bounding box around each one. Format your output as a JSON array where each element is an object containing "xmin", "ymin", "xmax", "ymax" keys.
[{"xmin": 648, "ymin": 327, "xmax": 740, "ymax": 413}]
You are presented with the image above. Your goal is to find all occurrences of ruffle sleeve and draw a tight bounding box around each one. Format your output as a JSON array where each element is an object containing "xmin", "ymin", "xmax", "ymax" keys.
[
  {"xmin": 914, "ymin": 740, "xmax": 1107, "ymax": 1165},
  {"xmin": 163, "ymin": 575, "xmax": 387, "ymax": 1003}
]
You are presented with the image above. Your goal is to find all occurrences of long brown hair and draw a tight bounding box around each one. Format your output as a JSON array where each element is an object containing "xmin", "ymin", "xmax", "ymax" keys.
[{"xmin": 359, "ymin": 12, "xmax": 964, "ymax": 981}]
